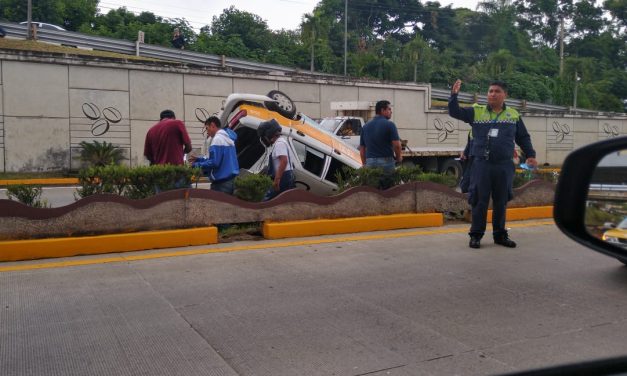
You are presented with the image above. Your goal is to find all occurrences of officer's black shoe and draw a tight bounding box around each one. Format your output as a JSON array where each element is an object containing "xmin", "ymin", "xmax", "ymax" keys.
[
  {"xmin": 469, "ymin": 237, "xmax": 481, "ymax": 249},
  {"xmin": 494, "ymin": 235, "xmax": 517, "ymax": 248}
]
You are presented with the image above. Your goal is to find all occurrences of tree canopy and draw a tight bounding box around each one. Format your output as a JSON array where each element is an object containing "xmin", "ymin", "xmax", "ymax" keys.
[{"xmin": 0, "ymin": 0, "xmax": 624, "ymax": 112}]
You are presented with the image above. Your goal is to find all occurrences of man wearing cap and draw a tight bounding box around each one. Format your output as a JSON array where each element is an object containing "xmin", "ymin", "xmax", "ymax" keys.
[
  {"xmin": 144, "ymin": 109, "xmax": 192, "ymax": 166},
  {"xmin": 257, "ymin": 119, "xmax": 295, "ymax": 199}
]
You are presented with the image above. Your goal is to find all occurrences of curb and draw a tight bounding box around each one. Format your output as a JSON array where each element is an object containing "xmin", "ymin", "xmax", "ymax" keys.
[
  {"xmin": 263, "ymin": 213, "xmax": 444, "ymax": 240},
  {"xmin": 0, "ymin": 178, "xmax": 79, "ymax": 186},
  {"xmin": 0, "ymin": 208, "xmax": 553, "ymax": 263},
  {"xmin": 0, "ymin": 227, "xmax": 218, "ymax": 262}
]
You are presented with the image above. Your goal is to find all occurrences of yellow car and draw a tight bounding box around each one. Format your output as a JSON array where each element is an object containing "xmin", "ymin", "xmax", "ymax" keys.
[{"xmin": 602, "ymin": 218, "xmax": 627, "ymax": 247}]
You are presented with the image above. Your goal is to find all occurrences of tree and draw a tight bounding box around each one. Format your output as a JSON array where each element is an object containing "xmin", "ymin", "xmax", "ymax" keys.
[
  {"xmin": 485, "ymin": 49, "xmax": 516, "ymax": 76},
  {"xmin": 211, "ymin": 6, "xmax": 273, "ymax": 56},
  {"xmin": 401, "ymin": 36, "xmax": 435, "ymax": 82},
  {"xmin": 0, "ymin": 0, "xmax": 98, "ymax": 31},
  {"xmin": 570, "ymin": 0, "xmax": 605, "ymax": 38}
]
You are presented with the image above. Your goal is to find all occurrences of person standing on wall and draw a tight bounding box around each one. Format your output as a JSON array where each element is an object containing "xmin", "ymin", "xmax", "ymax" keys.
[
  {"xmin": 188, "ymin": 116, "xmax": 239, "ymax": 195},
  {"xmin": 171, "ymin": 28, "xmax": 185, "ymax": 49},
  {"xmin": 257, "ymin": 119, "xmax": 296, "ymax": 200},
  {"xmin": 144, "ymin": 109, "xmax": 192, "ymax": 166},
  {"xmin": 359, "ymin": 100, "xmax": 403, "ymax": 189},
  {"xmin": 449, "ymin": 79, "xmax": 537, "ymax": 249}
]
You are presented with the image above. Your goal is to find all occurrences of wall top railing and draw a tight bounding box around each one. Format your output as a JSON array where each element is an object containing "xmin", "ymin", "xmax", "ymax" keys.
[{"xmin": 1, "ymin": 21, "xmax": 624, "ymax": 117}]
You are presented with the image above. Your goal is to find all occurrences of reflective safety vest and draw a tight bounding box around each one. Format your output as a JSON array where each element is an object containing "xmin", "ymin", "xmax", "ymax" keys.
[{"xmin": 468, "ymin": 104, "xmax": 520, "ymax": 161}]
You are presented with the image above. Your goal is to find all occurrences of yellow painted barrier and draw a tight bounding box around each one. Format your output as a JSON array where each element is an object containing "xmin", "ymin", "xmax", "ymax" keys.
[
  {"xmin": 263, "ymin": 213, "xmax": 444, "ymax": 240},
  {"xmin": 487, "ymin": 206, "xmax": 553, "ymax": 222},
  {"xmin": 0, "ymin": 227, "xmax": 218, "ymax": 262},
  {"xmin": 0, "ymin": 178, "xmax": 79, "ymax": 186}
]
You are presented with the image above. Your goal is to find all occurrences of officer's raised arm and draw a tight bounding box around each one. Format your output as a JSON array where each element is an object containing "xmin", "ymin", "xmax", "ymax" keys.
[{"xmin": 448, "ymin": 79, "xmax": 474, "ymax": 124}]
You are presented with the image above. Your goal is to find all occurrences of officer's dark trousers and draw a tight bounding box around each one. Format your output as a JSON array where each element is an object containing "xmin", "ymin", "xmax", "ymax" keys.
[{"xmin": 467, "ymin": 158, "xmax": 514, "ymax": 239}]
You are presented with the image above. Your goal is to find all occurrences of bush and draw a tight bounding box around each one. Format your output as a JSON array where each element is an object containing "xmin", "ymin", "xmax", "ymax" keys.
[
  {"xmin": 234, "ymin": 173, "xmax": 273, "ymax": 202},
  {"xmin": 336, "ymin": 165, "xmax": 457, "ymax": 192},
  {"xmin": 5, "ymin": 184, "xmax": 49, "ymax": 208},
  {"xmin": 75, "ymin": 164, "xmax": 200, "ymax": 200},
  {"xmin": 79, "ymin": 140, "xmax": 126, "ymax": 167}
]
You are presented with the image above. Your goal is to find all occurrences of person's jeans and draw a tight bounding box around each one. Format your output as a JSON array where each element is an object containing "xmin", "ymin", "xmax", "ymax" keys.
[
  {"xmin": 211, "ymin": 179, "xmax": 235, "ymax": 195},
  {"xmin": 265, "ymin": 170, "xmax": 296, "ymax": 200},
  {"xmin": 365, "ymin": 157, "xmax": 395, "ymax": 190}
]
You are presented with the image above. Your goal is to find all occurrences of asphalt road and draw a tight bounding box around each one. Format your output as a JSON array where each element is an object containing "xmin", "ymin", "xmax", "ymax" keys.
[{"xmin": 2, "ymin": 221, "xmax": 627, "ymax": 376}]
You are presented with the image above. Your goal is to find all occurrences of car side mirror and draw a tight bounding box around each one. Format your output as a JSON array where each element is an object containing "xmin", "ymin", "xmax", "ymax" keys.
[{"xmin": 554, "ymin": 136, "xmax": 627, "ymax": 263}]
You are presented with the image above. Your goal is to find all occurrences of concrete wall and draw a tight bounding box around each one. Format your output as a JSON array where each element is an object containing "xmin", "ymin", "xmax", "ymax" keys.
[{"xmin": 0, "ymin": 52, "xmax": 625, "ymax": 172}]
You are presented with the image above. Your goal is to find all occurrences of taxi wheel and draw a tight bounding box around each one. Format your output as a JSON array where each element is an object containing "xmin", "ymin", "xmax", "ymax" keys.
[{"xmin": 266, "ymin": 90, "xmax": 297, "ymax": 119}]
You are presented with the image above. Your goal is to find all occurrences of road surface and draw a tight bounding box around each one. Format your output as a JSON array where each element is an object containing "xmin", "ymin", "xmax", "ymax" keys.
[{"xmin": 2, "ymin": 221, "xmax": 627, "ymax": 375}]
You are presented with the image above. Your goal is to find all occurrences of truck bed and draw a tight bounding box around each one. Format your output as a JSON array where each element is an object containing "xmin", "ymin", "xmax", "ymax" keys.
[{"xmin": 401, "ymin": 146, "xmax": 464, "ymax": 157}]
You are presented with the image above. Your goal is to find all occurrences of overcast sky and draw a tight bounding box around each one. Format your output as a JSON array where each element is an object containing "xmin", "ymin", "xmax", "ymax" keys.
[{"xmin": 97, "ymin": 0, "xmax": 481, "ymax": 31}]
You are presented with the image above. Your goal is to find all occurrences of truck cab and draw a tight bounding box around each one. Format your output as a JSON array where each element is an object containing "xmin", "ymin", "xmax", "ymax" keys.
[{"xmin": 317, "ymin": 117, "xmax": 364, "ymax": 149}]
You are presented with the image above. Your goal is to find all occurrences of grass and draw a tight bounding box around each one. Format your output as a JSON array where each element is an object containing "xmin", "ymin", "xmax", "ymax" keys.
[
  {"xmin": 0, "ymin": 37, "xmax": 160, "ymax": 62},
  {"xmin": 218, "ymin": 222, "xmax": 263, "ymax": 242}
]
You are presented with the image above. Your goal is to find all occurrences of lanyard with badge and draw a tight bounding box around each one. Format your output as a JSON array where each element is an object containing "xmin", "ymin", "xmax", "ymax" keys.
[{"xmin": 485, "ymin": 110, "xmax": 504, "ymax": 160}]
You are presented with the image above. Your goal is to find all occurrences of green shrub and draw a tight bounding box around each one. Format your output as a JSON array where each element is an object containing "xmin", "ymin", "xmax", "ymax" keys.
[
  {"xmin": 5, "ymin": 184, "xmax": 49, "ymax": 208},
  {"xmin": 234, "ymin": 173, "xmax": 273, "ymax": 202},
  {"xmin": 585, "ymin": 205, "xmax": 621, "ymax": 228},
  {"xmin": 336, "ymin": 166, "xmax": 384, "ymax": 191},
  {"xmin": 79, "ymin": 140, "xmax": 126, "ymax": 167},
  {"xmin": 75, "ymin": 164, "xmax": 200, "ymax": 200},
  {"xmin": 336, "ymin": 165, "xmax": 456, "ymax": 192}
]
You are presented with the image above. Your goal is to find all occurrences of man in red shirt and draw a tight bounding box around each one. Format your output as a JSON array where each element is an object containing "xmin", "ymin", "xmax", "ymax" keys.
[{"xmin": 144, "ymin": 110, "xmax": 192, "ymax": 165}]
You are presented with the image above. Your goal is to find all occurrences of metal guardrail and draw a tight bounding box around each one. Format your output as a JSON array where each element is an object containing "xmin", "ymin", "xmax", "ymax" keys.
[
  {"xmin": 0, "ymin": 21, "xmax": 303, "ymax": 74},
  {"xmin": 432, "ymin": 87, "xmax": 573, "ymax": 113},
  {"xmin": 1, "ymin": 21, "xmax": 624, "ymax": 115}
]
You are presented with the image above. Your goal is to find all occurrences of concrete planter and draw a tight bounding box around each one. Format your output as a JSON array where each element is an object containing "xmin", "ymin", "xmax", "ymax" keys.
[{"xmin": 0, "ymin": 180, "xmax": 555, "ymax": 241}]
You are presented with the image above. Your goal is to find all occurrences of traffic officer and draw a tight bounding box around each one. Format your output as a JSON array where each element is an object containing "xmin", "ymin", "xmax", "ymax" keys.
[{"xmin": 449, "ymin": 79, "xmax": 537, "ymax": 249}]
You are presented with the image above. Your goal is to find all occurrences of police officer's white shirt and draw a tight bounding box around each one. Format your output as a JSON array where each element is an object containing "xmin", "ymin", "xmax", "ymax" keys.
[{"xmin": 271, "ymin": 137, "xmax": 293, "ymax": 172}]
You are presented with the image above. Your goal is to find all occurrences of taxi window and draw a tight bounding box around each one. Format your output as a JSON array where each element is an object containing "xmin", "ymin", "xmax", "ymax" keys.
[
  {"xmin": 325, "ymin": 156, "xmax": 352, "ymax": 184},
  {"xmin": 292, "ymin": 140, "xmax": 325, "ymax": 177},
  {"xmin": 235, "ymin": 127, "xmax": 265, "ymax": 169}
]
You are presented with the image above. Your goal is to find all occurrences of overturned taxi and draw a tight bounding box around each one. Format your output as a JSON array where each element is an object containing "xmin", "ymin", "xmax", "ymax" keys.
[{"xmin": 218, "ymin": 91, "xmax": 363, "ymax": 196}]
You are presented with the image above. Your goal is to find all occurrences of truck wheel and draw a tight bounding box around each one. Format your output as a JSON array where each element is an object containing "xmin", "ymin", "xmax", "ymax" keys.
[
  {"xmin": 440, "ymin": 158, "xmax": 463, "ymax": 182},
  {"xmin": 265, "ymin": 90, "xmax": 296, "ymax": 119}
]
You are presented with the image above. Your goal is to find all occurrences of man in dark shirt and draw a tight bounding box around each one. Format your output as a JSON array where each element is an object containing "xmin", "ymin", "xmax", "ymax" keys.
[
  {"xmin": 359, "ymin": 100, "xmax": 402, "ymax": 189},
  {"xmin": 171, "ymin": 28, "xmax": 185, "ymax": 49},
  {"xmin": 144, "ymin": 109, "xmax": 192, "ymax": 165}
]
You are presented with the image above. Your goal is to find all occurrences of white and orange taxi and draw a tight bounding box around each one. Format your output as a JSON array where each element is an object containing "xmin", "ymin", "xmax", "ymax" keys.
[{"xmin": 218, "ymin": 91, "xmax": 363, "ymax": 196}]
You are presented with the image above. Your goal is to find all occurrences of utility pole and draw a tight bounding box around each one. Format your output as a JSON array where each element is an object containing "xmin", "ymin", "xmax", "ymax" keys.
[
  {"xmin": 559, "ymin": 17, "xmax": 564, "ymax": 76},
  {"xmin": 344, "ymin": 0, "xmax": 347, "ymax": 76},
  {"xmin": 310, "ymin": 29, "xmax": 315, "ymax": 72},
  {"xmin": 573, "ymin": 72, "xmax": 580, "ymax": 109},
  {"xmin": 27, "ymin": 0, "xmax": 33, "ymax": 40}
]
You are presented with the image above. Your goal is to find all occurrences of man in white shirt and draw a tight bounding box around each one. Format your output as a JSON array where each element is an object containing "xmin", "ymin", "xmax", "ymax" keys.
[{"xmin": 257, "ymin": 119, "xmax": 295, "ymax": 199}]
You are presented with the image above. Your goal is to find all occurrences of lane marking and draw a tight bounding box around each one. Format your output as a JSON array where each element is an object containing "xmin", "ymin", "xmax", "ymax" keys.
[{"xmin": 0, "ymin": 220, "xmax": 554, "ymax": 273}]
